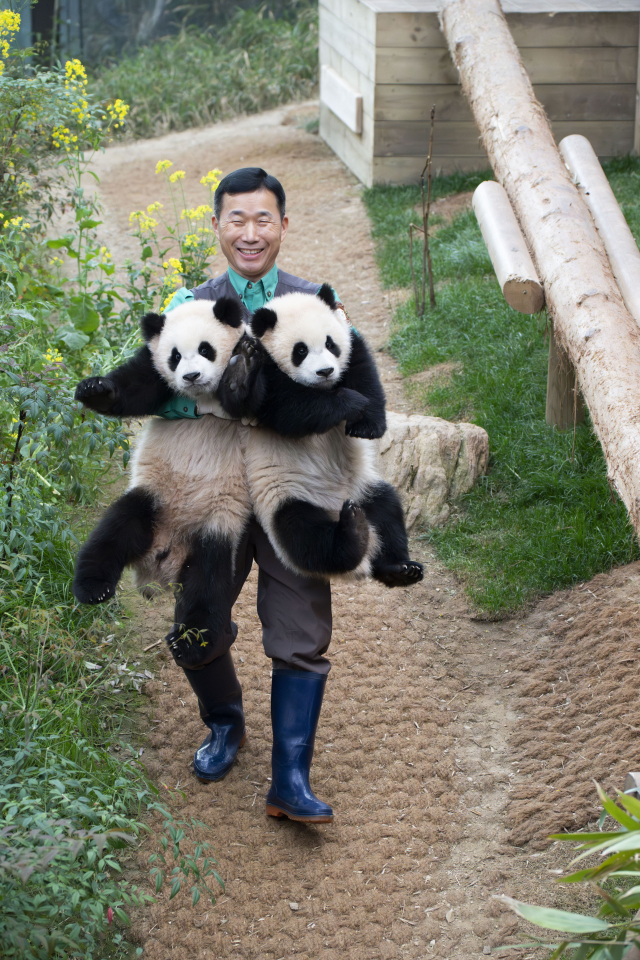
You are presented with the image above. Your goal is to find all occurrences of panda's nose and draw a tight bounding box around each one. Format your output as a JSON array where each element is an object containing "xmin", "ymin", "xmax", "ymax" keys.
[
  {"xmin": 316, "ymin": 367, "xmax": 334, "ymax": 379},
  {"xmin": 183, "ymin": 371, "xmax": 201, "ymax": 383}
]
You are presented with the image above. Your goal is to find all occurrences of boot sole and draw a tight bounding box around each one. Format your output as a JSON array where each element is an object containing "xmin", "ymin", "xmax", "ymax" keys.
[
  {"xmin": 266, "ymin": 803, "xmax": 333, "ymax": 823},
  {"xmin": 195, "ymin": 733, "xmax": 246, "ymax": 783}
]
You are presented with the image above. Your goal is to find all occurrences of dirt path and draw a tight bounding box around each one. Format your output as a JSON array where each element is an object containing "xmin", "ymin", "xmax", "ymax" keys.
[{"xmin": 87, "ymin": 105, "xmax": 638, "ymax": 959}]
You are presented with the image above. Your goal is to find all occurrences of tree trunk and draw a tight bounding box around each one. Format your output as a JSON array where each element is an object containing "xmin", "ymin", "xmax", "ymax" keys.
[{"xmin": 440, "ymin": 0, "xmax": 640, "ymax": 533}]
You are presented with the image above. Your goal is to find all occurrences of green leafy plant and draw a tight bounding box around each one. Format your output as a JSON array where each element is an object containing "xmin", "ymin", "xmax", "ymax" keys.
[
  {"xmin": 90, "ymin": 4, "xmax": 319, "ymax": 139},
  {"xmin": 499, "ymin": 784, "xmax": 640, "ymax": 958}
]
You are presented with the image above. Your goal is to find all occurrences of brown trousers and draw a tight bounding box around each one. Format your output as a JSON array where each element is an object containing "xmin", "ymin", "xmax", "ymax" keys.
[{"xmin": 182, "ymin": 519, "xmax": 332, "ymax": 716}]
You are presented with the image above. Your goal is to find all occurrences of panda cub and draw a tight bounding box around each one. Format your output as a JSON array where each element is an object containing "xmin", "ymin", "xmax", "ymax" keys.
[
  {"xmin": 218, "ymin": 286, "xmax": 424, "ymax": 587},
  {"xmin": 73, "ymin": 298, "xmax": 251, "ymax": 669}
]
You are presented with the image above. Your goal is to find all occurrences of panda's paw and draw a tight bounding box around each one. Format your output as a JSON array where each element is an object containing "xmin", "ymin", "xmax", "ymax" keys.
[
  {"xmin": 219, "ymin": 336, "xmax": 264, "ymax": 409},
  {"xmin": 75, "ymin": 376, "xmax": 117, "ymax": 413},
  {"xmin": 374, "ymin": 560, "xmax": 424, "ymax": 588},
  {"xmin": 73, "ymin": 575, "xmax": 118, "ymax": 605},
  {"xmin": 345, "ymin": 416, "xmax": 385, "ymax": 440},
  {"xmin": 165, "ymin": 624, "xmax": 214, "ymax": 669},
  {"xmin": 334, "ymin": 500, "xmax": 370, "ymax": 570}
]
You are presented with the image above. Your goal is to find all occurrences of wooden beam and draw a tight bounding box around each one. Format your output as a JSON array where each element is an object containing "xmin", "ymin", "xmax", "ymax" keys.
[
  {"xmin": 473, "ymin": 181, "xmax": 545, "ymax": 314},
  {"xmin": 320, "ymin": 65, "xmax": 364, "ymax": 134},
  {"xmin": 440, "ymin": 0, "xmax": 640, "ymax": 530},
  {"xmin": 560, "ymin": 134, "xmax": 640, "ymax": 327}
]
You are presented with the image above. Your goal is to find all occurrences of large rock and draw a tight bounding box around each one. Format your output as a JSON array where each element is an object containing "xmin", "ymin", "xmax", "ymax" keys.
[{"xmin": 377, "ymin": 412, "xmax": 489, "ymax": 529}]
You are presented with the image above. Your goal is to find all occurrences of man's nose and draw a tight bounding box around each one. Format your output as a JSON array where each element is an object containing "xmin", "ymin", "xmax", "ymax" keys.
[{"xmin": 242, "ymin": 220, "xmax": 258, "ymax": 241}]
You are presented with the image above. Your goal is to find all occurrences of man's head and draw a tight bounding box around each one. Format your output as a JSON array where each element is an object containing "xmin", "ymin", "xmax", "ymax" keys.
[{"xmin": 212, "ymin": 167, "xmax": 288, "ymax": 281}]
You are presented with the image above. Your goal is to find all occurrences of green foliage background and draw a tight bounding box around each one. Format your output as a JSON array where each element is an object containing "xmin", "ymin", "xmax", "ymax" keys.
[{"xmin": 91, "ymin": 5, "xmax": 319, "ymax": 139}]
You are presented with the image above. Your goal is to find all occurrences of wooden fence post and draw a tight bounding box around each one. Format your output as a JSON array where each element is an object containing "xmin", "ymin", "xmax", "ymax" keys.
[{"xmin": 546, "ymin": 322, "xmax": 585, "ymax": 430}]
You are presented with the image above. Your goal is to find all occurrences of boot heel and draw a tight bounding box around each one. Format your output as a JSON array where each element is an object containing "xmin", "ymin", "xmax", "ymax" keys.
[{"xmin": 266, "ymin": 804, "xmax": 286, "ymax": 818}]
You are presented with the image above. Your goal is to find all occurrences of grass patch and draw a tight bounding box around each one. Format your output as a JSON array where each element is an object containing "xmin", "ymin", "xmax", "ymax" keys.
[
  {"xmin": 363, "ymin": 168, "xmax": 640, "ymax": 615},
  {"xmin": 91, "ymin": 5, "xmax": 318, "ymax": 139}
]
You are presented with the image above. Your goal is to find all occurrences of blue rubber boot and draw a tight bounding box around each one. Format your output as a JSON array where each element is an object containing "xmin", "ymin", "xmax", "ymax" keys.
[
  {"xmin": 189, "ymin": 651, "xmax": 246, "ymax": 782},
  {"xmin": 266, "ymin": 668, "xmax": 333, "ymax": 823}
]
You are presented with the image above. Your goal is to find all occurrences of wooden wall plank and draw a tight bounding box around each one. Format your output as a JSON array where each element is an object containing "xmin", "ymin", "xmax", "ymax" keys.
[
  {"xmin": 321, "ymin": 65, "xmax": 363, "ymax": 133},
  {"xmin": 371, "ymin": 155, "xmax": 490, "ymax": 183},
  {"xmin": 508, "ymin": 11, "xmax": 639, "ymax": 47},
  {"xmin": 373, "ymin": 119, "xmax": 634, "ymax": 157},
  {"xmin": 320, "ymin": 103, "xmax": 374, "ymax": 186},
  {"xmin": 322, "ymin": 6, "xmax": 638, "ymax": 49},
  {"xmin": 320, "ymin": 5, "xmax": 377, "ymax": 80},
  {"xmin": 320, "ymin": 38, "xmax": 375, "ymax": 117},
  {"xmin": 319, "ymin": 0, "xmax": 376, "ymax": 45},
  {"xmin": 373, "ymin": 82, "xmax": 636, "ymax": 121},
  {"xmin": 375, "ymin": 44, "xmax": 637, "ymax": 84}
]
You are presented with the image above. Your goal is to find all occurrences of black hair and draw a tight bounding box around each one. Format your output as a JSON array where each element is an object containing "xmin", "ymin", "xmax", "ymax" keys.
[{"xmin": 213, "ymin": 167, "xmax": 286, "ymax": 221}]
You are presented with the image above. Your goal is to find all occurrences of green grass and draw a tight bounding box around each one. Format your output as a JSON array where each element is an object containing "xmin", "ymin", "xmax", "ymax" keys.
[
  {"xmin": 90, "ymin": 5, "xmax": 318, "ymax": 139},
  {"xmin": 363, "ymin": 162, "xmax": 640, "ymax": 615}
]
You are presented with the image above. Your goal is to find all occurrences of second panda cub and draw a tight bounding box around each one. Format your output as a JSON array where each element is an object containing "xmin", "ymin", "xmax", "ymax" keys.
[{"xmin": 219, "ymin": 285, "xmax": 423, "ymax": 588}]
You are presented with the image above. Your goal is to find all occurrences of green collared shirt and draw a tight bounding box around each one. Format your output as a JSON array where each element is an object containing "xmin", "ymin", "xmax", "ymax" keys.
[{"xmin": 155, "ymin": 266, "xmax": 341, "ymax": 419}]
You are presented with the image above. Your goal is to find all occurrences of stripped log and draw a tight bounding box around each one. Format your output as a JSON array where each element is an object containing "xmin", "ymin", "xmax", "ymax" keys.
[
  {"xmin": 560, "ymin": 134, "xmax": 640, "ymax": 329},
  {"xmin": 472, "ymin": 180, "xmax": 544, "ymax": 314},
  {"xmin": 440, "ymin": 0, "xmax": 640, "ymax": 531}
]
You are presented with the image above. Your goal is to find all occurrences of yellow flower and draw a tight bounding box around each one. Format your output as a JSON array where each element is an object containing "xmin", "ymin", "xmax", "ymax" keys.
[
  {"xmin": 181, "ymin": 204, "xmax": 213, "ymax": 220},
  {"xmin": 65, "ymin": 58, "xmax": 87, "ymax": 84},
  {"xmin": 4, "ymin": 216, "xmax": 30, "ymax": 231},
  {"xmin": 163, "ymin": 257, "xmax": 182, "ymax": 272},
  {"xmin": 99, "ymin": 246, "xmax": 111, "ymax": 259},
  {"xmin": 200, "ymin": 168, "xmax": 223, "ymax": 187},
  {"xmin": 147, "ymin": 202, "xmax": 163, "ymax": 214},
  {"xmin": 155, "ymin": 159, "xmax": 173, "ymax": 175},
  {"xmin": 169, "ymin": 170, "xmax": 185, "ymax": 183},
  {"xmin": 45, "ymin": 348, "xmax": 64, "ymax": 365},
  {"xmin": 129, "ymin": 210, "xmax": 157, "ymax": 232},
  {"xmin": 162, "ymin": 293, "xmax": 175, "ymax": 310}
]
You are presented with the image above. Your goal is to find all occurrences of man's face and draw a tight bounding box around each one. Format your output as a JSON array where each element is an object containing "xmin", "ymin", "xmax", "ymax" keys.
[{"xmin": 212, "ymin": 188, "xmax": 288, "ymax": 280}]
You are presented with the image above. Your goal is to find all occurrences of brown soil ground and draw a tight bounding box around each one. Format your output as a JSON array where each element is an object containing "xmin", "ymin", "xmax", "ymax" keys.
[{"xmin": 84, "ymin": 104, "xmax": 640, "ymax": 959}]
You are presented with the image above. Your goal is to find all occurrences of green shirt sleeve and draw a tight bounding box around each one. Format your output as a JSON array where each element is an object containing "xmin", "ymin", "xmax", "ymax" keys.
[{"xmin": 155, "ymin": 288, "xmax": 201, "ymax": 420}]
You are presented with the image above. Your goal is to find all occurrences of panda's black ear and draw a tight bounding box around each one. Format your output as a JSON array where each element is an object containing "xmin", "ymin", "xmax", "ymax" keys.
[
  {"xmin": 141, "ymin": 312, "xmax": 165, "ymax": 341},
  {"xmin": 251, "ymin": 307, "xmax": 278, "ymax": 338},
  {"xmin": 213, "ymin": 296, "xmax": 243, "ymax": 328},
  {"xmin": 316, "ymin": 283, "xmax": 337, "ymax": 310}
]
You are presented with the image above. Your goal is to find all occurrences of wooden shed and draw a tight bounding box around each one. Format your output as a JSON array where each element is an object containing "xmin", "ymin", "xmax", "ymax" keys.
[{"xmin": 319, "ymin": 0, "xmax": 640, "ymax": 184}]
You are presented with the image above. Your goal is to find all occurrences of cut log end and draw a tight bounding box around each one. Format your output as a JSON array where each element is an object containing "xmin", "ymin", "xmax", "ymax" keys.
[{"xmin": 503, "ymin": 277, "xmax": 545, "ymax": 314}]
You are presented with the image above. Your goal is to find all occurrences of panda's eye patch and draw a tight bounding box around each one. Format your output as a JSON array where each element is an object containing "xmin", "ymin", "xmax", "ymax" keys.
[
  {"xmin": 325, "ymin": 336, "xmax": 341, "ymax": 358},
  {"xmin": 198, "ymin": 341, "xmax": 216, "ymax": 361},
  {"xmin": 168, "ymin": 347, "xmax": 182, "ymax": 371},
  {"xmin": 291, "ymin": 341, "xmax": 309, "ymax": 367}
]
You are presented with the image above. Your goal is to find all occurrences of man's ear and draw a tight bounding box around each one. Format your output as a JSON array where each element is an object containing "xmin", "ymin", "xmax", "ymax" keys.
[
  {"xmin": 316, "ymin": 283, "xmax": 337, "ymax": 310},
  {"xmin": 213, "ymin": 296, "xmax": 243, "ymax": 328},
  {"xmin": 141, "ymin": 312, "xmax": 165, "ymax": 341},
  {"xmin": 251, "ymin": 307, "xmax": 278, "ymax": 338}
]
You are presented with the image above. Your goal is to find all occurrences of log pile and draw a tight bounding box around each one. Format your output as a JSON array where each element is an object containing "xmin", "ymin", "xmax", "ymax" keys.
[{"xmin": 440, "ymin": 0, "xmax": 640, "ymax": 534}]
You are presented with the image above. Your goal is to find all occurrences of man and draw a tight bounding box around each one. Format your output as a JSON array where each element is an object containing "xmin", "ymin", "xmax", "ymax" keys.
[{"xmin": 161, "ymin": 167, "xmax": 346, "ymax": 824}]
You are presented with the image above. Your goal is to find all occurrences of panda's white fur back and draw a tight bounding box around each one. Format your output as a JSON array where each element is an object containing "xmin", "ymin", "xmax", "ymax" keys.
[
  {"xmin": 127, "ymin": 300, "xmax": 250, "ymax": 595},
  {"xmin": 245, "ymin": 424, "xmax": 381, "ymax": 581}
]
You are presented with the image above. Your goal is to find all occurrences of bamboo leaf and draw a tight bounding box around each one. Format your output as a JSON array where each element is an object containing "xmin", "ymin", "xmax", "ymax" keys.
[{"xmin": 497, "ymin": 896, "xmax": 610, "ymax": 933}]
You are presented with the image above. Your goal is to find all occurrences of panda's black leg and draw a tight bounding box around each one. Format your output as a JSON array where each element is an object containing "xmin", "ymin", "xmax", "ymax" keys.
[
  {"xmin": 359, "ymin": 482, "xmax": 424, "ymax": 588},
  {"xmin": 73, "ymin": 488, "xmax": 158, "ymax": 604},
  {"xmin": 273, "ymin": 498, "xmax": 370, "ymax": 575},
  {"xmin": 166, "ymin": 533, "xmax": 235, "ymax": 670}
]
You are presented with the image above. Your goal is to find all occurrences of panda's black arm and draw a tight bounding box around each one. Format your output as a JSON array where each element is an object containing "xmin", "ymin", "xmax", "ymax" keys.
[
  {"xmin": 340, "ymin": 331, "xmax": 387, "ymax": 439},
  {"xmin": 75, "ymin": 346, "xmax": 174, "ymax": 417},
  {"xmin": 217, "ymin": 341, "xmax": 370, "ymax": 437}
]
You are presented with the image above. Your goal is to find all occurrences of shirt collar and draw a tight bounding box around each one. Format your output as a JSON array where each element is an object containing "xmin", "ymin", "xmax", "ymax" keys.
[{"xmin": 228, "ymin": 263, "xmax": 279, "ymax": 304}]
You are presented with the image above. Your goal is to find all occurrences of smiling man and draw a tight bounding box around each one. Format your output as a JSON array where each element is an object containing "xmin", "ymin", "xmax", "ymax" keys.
[{"xmin": 159, "ymin": 167, "xmax": 345, "ymax": 824}]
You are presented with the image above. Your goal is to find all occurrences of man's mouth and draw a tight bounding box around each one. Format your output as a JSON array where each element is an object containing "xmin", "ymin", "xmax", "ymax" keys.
[{"xmin": 236, "ymin": 246, "xmax": 265, "ymax": 258}]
